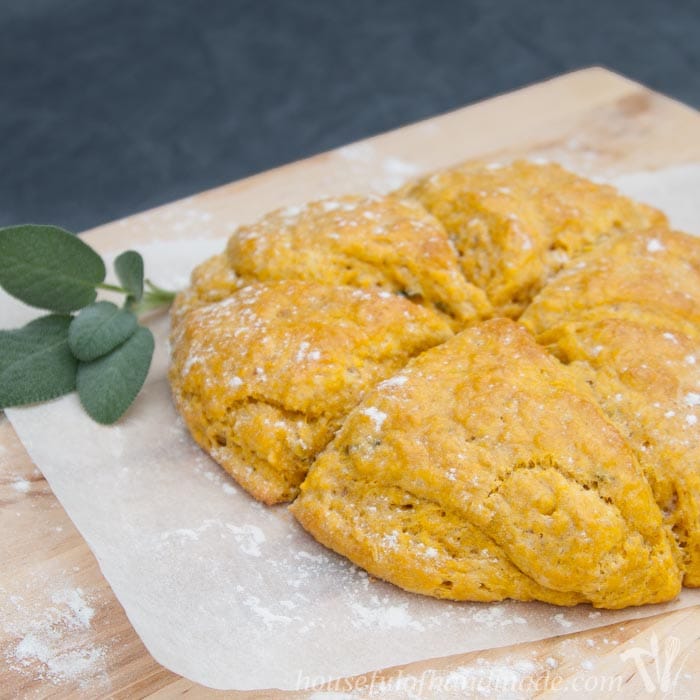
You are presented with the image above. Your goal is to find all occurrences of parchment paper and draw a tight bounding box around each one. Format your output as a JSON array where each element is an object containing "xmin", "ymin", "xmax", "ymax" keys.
[{"xmin": 4, "ymin": 166, "xmax": 700, "ymax": 691}]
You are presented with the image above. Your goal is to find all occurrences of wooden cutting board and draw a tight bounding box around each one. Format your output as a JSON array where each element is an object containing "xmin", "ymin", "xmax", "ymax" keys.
[{"xmin": 2, "ymin": 67, "xmax": 700, "ymax": 699}]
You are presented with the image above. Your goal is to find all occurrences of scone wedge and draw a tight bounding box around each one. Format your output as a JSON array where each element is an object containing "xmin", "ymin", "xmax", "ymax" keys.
[
  {"xmin": 397, "ymin": 160, "xmax": 667, "ymax": 316},
  {"xmin": 226, "ymin": 194, "xmax": 491, "ymax": 327},
  {"xmin": 291, "ymin": 319, "xmax": 681, "ymax": 608},
  {"xmin": 522, "ymin": 228, "xmax": 700, "ymax": 331},
  {"xmin": 169, "ymin": 280, "xmax": 453, "ymax": 504}
]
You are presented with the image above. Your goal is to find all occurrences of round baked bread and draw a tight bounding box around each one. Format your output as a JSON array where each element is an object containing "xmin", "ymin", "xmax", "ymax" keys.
[{"xmin": 168, "ymin": 158, "xmax": 700, "ymax": 608}]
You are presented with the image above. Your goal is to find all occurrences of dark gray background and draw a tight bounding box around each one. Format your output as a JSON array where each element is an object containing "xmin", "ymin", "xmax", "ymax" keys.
[{"xmin": 2, "ymin": 0, "xmax": 698, "ymax": 233}]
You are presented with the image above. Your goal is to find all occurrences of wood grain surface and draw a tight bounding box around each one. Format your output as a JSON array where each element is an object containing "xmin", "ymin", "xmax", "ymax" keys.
[{"xmin": 2, "ymin": 67, "xmax": 700, "ymax": 699}]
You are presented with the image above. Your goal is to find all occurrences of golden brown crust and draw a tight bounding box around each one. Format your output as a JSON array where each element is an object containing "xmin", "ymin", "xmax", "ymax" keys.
[
  {"xmin": 226, "ymin": 194, "xmax": 492, "ymax": 327},
  {"xmin": 544, "ymin": 320, "xmax": 700, "ymax": 585},
  {"xmin": 521, "ymin": 235, "xmax": 700, "ymax": 584},
  {"xmin": 522, "ymin": 228, "xmax": 700, "ymax": 332},
  {"xmin": 397, "ymin": 160, "xmax": 667, "ymax": 316},
  {"xmin": 170, "ymin": 253, "xmax": 243, "ymax": 329},
  {"xmin": 168, "ymin": 158, "xmax": 700, "ymax": 607},
  {"xmin": 169, "ymin": 280, "xmax": 453, "ymax": 503},
  {"xmin": 291, "ymin": 319, "xmax": 681, "ymax": 608}
]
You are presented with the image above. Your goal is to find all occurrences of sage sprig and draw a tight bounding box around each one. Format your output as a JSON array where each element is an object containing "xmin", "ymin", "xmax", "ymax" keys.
[
  {"xmin": 0, "ymin": 224, "xmax": 106, "ymax": 312},
  {"xmin": 0, "ymin": 224, "xmax": 177, "ymax": 424},
  {"xmin": 0, "ymin": 315, "xmax": 77, "ymax": 407}
]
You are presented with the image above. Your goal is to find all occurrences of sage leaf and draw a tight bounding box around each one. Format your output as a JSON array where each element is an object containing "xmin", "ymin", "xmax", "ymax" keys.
[
  {"xmin": 114, "ymin": 250, "xmax": 144, "ymax": 301},
  {"xmin": 68, "ymin": 301, "xmax": 139, "ymax": 362},
  {"xmin": 76, "ymin": 326, "xmax": 154, "ymax": 424},
  {"xmin": 0, "ymin": 315, "xmax": 77, "ymax": 408},
  {"xmin": 0, "ymin": 225, "xmax": 106, "ymax": 312}
]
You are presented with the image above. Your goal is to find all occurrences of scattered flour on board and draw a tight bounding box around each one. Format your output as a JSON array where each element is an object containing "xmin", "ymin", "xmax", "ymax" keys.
[
  {"xmin": 11, "ymin": 479, "xmax": 31, "ymax": 493},
  {"xmin": 225, "ymin": 523, "xmax": 266, "ymax": 557},
  {"xmin": 3, "ymin": 586, "xmax": 108, "ymax": 689},
  {"xmin": 242, "ymin": 596, "xmax": 294, "ymax": 629},
  {"xmin": 612, "ymin": 164, "xmax": 700, "ymax": 236},
  {"xmin": 336, "ymin": 143, "xmax": 424, "ymax": 191},
  {"xmin": 337, "ymin": 143, "xmax": 376, "ymax": 162},
  {"xmin": 471, "ymin": 606, "xmax": 527, "ymax": 627}
]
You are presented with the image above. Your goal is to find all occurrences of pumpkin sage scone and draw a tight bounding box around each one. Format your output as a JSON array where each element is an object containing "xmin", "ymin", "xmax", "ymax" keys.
[
  {"xmin": 396, "ymin": 160, "xmax": 667, "ymax": 316},
  {"xmin": 169, "ymin": 280, "xmax": 453, "ymax": 504},
  {"xmin": 291, "ymin": 319, "xmax": 681, "ymax": 608},
  {"xmin": 225, "ymin": 194, "xmax": 492, "ymax": 327}
]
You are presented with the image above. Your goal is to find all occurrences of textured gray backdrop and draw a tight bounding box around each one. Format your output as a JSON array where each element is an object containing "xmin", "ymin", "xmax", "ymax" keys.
[{"xmin": 1, "ymin": 0, "xmax": 698, "ymax": 232}]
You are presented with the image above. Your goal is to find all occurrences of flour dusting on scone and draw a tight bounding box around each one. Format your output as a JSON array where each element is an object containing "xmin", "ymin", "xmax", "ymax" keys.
[
  {"xmin": 397, "ymin": 160, "xmax": 667, "ymax": 316},
  {"xmin": 226, "ymin": 194, "xmax": 492, "ymax": 327},
  {"xmin": 168, "ymin": 157, "xmax": 700, "ymax": 607},
  {"xmin": 522, "ymin": 227, "xmax": 700, "ymax": 330},
  {"xmin": 169, "ymin": 280, "xmax": 452, "ymax": 504},
  {"xmin": 522, "ymin": 227, "xmax": 700, "ymax": 585},
  {"xmin": 291, "ymin": 319, "xmax": 681, "ymax": 608},
  {"xmin": 170, "ymin": 253, "xmax": 243, "ymax": 328}
]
